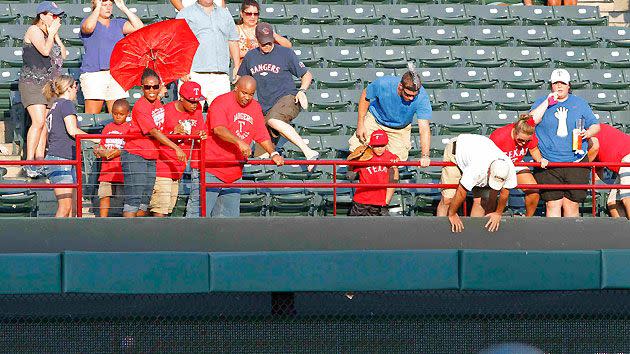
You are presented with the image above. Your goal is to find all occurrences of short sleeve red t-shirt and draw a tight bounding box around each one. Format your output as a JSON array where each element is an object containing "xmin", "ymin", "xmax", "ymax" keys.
[
  {"xmin": 124, "ymin": 97, "xmax": 164, "ymax": 160},
  {"xmin": 489, "ymin": 123, "xmax": 538, "ymax": 164},
  {"xmin": 353, "ymin": 150, "xmax": 398, "ymax": 206},
  {"xmin": 98, "ymin": 121, "xmax": 130, "ymax": 183},
  {"xmin": 203, "ymin": 92, "xmax": 271, "ymax": 183},
  {"xmin": 594, "ymin": 124, "xmax": 630, "ymax": 173},
  {"xmin": 156, "ymin": 102, "xmax": 206, "ymax": 180}
]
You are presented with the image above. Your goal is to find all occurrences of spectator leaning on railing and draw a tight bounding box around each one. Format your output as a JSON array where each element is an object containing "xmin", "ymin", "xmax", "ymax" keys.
[
  {"xmin": 80, "ymin": 0, "xmax": 143, "ymax": 114},
  {"xmin": 529, "ymin": 69, "xmax": 600, "ymax": 218},
  {"xmin": 20, "ymin": 1, "xmax": 66, "ymax": 178}
]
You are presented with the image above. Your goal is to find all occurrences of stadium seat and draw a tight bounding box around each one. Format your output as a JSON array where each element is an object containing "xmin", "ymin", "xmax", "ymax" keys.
[
  {"xmin": 0, "ymin": 188, "xmax": 37, "ymax": 217},
  {"xmin": 93, "ymin": 113, "xmax": 113, "ymax": 129},
  {"xmin": 414, "ymin": 67, "xmax": 450, "ymax": 89},
  {"xmin": 591, "ymin": 111, "xmax": 615, "ymax": 126},
  {"xmin": 546, "ymin": 26, "xmax": 598, "ymax": 47},
  {"xmin": 443, "ymin": 67, "xmax": 496, "ymax": 89},
  {"xmin": 375, "ymin": 4, "xmax": 429, "ymax": 25},
  {"xmin": 59, "ymin": 25, "xmax": 83, "ymax": 47},
  {"xmin": 241, "ymin": 165, "xmax": 275, "ymax": 182},
  {"xmin": 305, "ymin": 89, "xmax": 349, "ymax": 111},
  {"xmin": 367, "ymin": 25, "xmax": 420, "ymax": 46},
  {"xmin": 422, "ymin": 88, "xmax": 442, "ymax": 110},
  {"xmin": 0, "ymin": 47, "xmax": 23, "ymax": 67},
  {"xmin": 148, "ymin": 5, "xmax": 177, "ymax": 21},
  {"xmin": 0, "ymin": 67, "xmax": 19, "ymax": 91},
  {"xmin": 127, "ymin": 87, "xmax": 143, "ymax": 106},
  {"xmin": 430, "ymin": 111, "xmax": 481, "ymax": 135},
  {"xmin": 423, "ymin": 4, "xmax": 472, "ymax": 25},
  {"xmin": 587, "ymin": 48, "xmax": 630, "ymax": 69},
  {"xmin": 310, "ymin": 68, "xmax": 354, "ymax": 89},
  {"xmin": 592, "ymin": 27, "xmax": 630, "ymax": 48},
  {"xmin": 1, "ymin": 25, "xmax": 26, "ymax": 47},
  {"xmin": 314, "ymin": 46, "xmax": 367, "ymax": 67},
  {"xmin": 259, "ymin": 4, "xmax": 291, "ymax": 24},
  {"xmin": 471, "ymin": 110, "xmax": 519, "ymax": 134},
  {"xmin": 332, "ymin": 112, "xmax": 358, "ymax": 134},
  {"xmin": 481, "ymin": 89, "xmax": 530, "ymax": 111},
  {"xmin": 413, "ymin": 26, "xmax": 464, "ymax": 46},
  {"xmin": 340, "ymin": 89, "xmax": 363, "ymax": 111},
  {"xmin": 541, "ymin": 47, "xmax": 595, "ymax": 68},
  {"xmin": 496, "ymin": 46, "xmax": 549, "ymax": 68},
  {"xmin": 406, "ymin": 45, "xmax": 458, "ymax": 68},
  {"xmin": 268, "ymin": 190, "xmax": 316, "ymax": 217},
  {"xmin": 63, "ymin": 47, "xmax": 83, "ymax": 68},
  {"xmin": 292, "ymin": 47, "xmax": 319, "ymax": 67},
  {"xmin": 277, "ymin": 164, "xmax": 325, "ymax": 181},
  {"xmin": 465, "ymin": 5, "xmax": 517, "ymax": 26},
  {"xmin": 286, "ymin": 5, "xmax": 336, "ymax": 25},
  {"xmin": 410, "ymin": 191, "xmax": 440, "ymax": 216},
  {"xmin": 451, "ymin": 46, "xmax": 504, "ymax": 68},
  {"xmin": 574, "ymin": 89, "xmax": 627, "ymax": 111},
  {"xmin": 361, "ymin": 46, "xmax": 408, "ymax": 68},
  {"xmin": 322, "ymin": 25, "xmax": 372, "ymax": 46},
  {"xmin": 611, "ymin": 110, "xmax": 630, "ymax": 132},
  {"xmin": 429, "ymin": 134, "xmax": 456, "ymax": 158},
  {"xmin": 349, "ymin": 67, "xmax": 396, "ymax": 87},
  {"xmin": 0, "ymin": 4, "xmax": 16, "ymax": 25},
  {"xmin": 319, "ymin": 135, "xmax": 352, "ymax": 158},
  {"xmin": 329, "ymin": 5, "xmax": 380, "ymax": 25},
  {"xmin": 457, "ymin": 25, "xmax": 509, "ymax": 47},
  {"xmin": 489, "ymin": 67, "xmax": 541, "ymax": 90},
  {"xmin": 10, "ymin": 4, "xmax": 37, "ymax": 24},
  {"xmin": 553, "ymin": 6, "xmax": 607, "ymax": 26},
  {"xmin": 293, "ymin": 111, "xmax": 343, "ymax": 135},
  {"xmin": 525, "ymin": 88, "xmax": 549, "ymax": 106},
  {"xmin": 579, "ymin": 69, "xmax": 629, "ymax": 90},
  {"xmin": 434, "ymin": 88, "xmax": 488, "ymax": 111},
  {"xmin": 509, "ymin": 6, "xmax": 560, "ymax": 26},
  {"xmin": 276, "ymin": 25, "xmax": 327, "ymax": 45},
  {"xmin": 317, "ymin": 186, "xmax": 353, "ymax": 217},
  {"xmin": 239, "ymin": 190, "xmax": 267, "ymax": 217},
  {"xmin": 281, "ymin": 136, "xmax": 323, "ymax": 160},
  {"xmin": 226, "ymin": 2, "xmax": 240, "ymax": 19},
  {"xmin": 508, "ymin": 26, "xmax": 555, "ymax": 47}
]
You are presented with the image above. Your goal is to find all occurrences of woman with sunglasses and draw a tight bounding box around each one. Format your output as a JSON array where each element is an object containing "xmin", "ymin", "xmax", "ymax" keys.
[
  {"xmin": 121, "ymin": 68, "xmax": 186, "ymax": 218},
  {"xmin": 235, "ymin": 0, "xmax": 291, "ymax": 61},
  {"xmin": 19, "ymin": 1, "xmax": 67, "ymax": 178},
  {"xmin": 80, "ymin": 0, "xmax": 143, "ymax": 114}
]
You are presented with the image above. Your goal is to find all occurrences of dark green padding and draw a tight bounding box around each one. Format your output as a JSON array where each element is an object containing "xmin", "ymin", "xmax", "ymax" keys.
[
  {"xmin": 63, "ymin": 252, "xmax": 209, "ymax": 293},
  {"xmin": 601, "ymin": 250, "xmax": 630, "ymax": 289},
  {"xmin": 460, "ymin": 250, "xmax": 601, "ymax": 290},
  {"xmin": 0, "ymin": 253, "xmax": 61, "ymax": 294},
  {"xmin": 210, "ymin": 250, "xmax": 459, "ymax": 292}
]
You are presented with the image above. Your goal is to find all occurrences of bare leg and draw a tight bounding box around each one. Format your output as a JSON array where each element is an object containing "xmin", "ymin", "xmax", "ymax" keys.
[
  {"xmin": 267, "ymin": 118, "xmax": 318, "ymax": 158},
  {"xmin": 546, "ymin": 199, "xmax": 563, "ymax": 217},
  {"xmin": 136, "ymin": 209, "xmax": 149, "ymax": 217},
  {"xmin": 53, "ymin": 187, "xmax": 74, "ymax": 217},
  {"xmin": 518, "ymin": 172, "xmax": 539, "ymax": 217},
  {"xmin": 470, "ymin": 197, "xmax": 485, "ymax": 217},
  {"xmin": 437, "ymin": 196, "xmax": 452, "ymax": 216},
  {"xmin": 84, "ymin": 99, "xmax": 105, "ymax": 114},
  {"xmin": 123, "ymin": 211, "xmax": 137, "ymax": 218},
  {"xmin": 608, "ymin": 203, "xmax": 621, "ymax": 218},
  {"xmin": 25, "ymin": 104, "xmax": 48, "ymax": 160},
  {"xmin": 561, "ymin": 197, "xmax": 580, "ymax": 217},
  {"xmin": 621, "ymin": 198, "xmax": 630, "ymax": 220},
  {"xmin": 99, "ymin": 197, "xmax": 110, "ymax": 217},
  {"xmin": 105, "ymin": 99, "xmax": 115, "ymax": 113}
]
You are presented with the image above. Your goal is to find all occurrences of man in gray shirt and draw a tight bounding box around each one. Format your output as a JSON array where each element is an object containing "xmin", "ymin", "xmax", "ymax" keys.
[{"xmin": 177, "ymin": 0, "xmax": 239, "ymax": 105}]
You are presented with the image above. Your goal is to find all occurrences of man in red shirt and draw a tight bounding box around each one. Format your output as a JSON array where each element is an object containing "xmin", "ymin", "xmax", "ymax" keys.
[
  {"xmin": 150, "ymin": 81, "xmax": 207, "ymax": 217},
  {"xmin": 588, "ymin": 124, "xmax": 630, "ymax": 219},
  {"xmin": 489, "ymin": 114, "xmax": 546, "ymax": 216},
  {"xmin": 186, "ymin": 75, "xmax": 284, "ymax": 217},
  {"xmin": 348, "ymin": 130, "xmax": 399, "ymax": 216}
]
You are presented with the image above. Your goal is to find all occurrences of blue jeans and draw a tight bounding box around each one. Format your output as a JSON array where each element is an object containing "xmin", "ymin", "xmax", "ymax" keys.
[
  {"xmin": 43, "ymin": 155, "xmax": 76, "ymax": 184},
  {"xmin": 120, "ymin": 151, "xmax": 156, "ymax": 213},
  {"xmin": 185, "ymin": 169, "xmax": 241, "ymax": 217}
]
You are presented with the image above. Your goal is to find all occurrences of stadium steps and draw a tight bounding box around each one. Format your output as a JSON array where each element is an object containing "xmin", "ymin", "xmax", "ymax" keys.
[{"xmin": 578, "ymin": 0, "xmax": 630, "ymax": 27}]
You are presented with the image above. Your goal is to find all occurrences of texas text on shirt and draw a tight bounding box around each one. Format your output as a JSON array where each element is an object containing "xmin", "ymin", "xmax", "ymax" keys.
[
  {"xmin": 490, "ymin": 123, "xmax": 539, "ymax": 163},
  {"xmin": 353, "ymin": 150, "xmax": 399, "ymax": 206}
]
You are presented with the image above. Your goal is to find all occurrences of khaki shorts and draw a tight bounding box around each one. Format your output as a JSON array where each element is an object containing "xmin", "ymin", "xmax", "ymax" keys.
[
  {"xmin": 98, "ymin": 181, "xmax": 123, "ymax": 199},
  {"xmin": 348, "ymin": 111, "xmax": 412, "ymax": 161},
  {"xmin": 265, "ymin": 94, "xmax": 301, "ymax": 139},
  {"xmin": 149, "ymin": 177, "xmax": 179, "ymax": 215},
  {"xmin": 607, "ymin": 153, "xmax": 630, "ymax": 205},
  {"xmin": 80, "ymin": 71, "xmax": 129, "ymax": 101},
  {"xmin": 440, "ymin": 139, "xmax": 461, "ymax": 199}
]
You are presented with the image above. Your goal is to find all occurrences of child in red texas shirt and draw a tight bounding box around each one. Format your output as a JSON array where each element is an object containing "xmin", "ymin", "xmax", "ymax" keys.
[
  {"xmin": 94, "ymin": 99, "xmax": 131, "ymax": 217},
  {"xmin": 348, "ymin": 129, "xmax": 399, "ymax": 216}
]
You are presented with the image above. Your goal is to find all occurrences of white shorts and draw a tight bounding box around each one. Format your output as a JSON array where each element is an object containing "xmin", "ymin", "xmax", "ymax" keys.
[
  {"xmin": 178, "ymin": 72, "xmax": 230, "ymax": 106},
  {"xmin": 79, "ymin": 70, "xmax": 129, "ymax": 101},
  {"xmin": 607, "ymin": 153, "xmax": 630, "ymax": 204}
]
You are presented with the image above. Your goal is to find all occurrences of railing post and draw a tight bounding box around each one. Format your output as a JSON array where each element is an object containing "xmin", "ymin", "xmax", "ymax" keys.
[
  {"xmin": 591, "ymin": 166, "xmax": 596, "ymax": 217},
  {"xmin": 76, "ymin": 136, "xmax": 83, "ymax": 218},
  {"xmin": 199, "ymin": 138, "xmax": 207, "ymax": 218},
  {"xmin": 332, "ymin": 162, "xmax": 337, "ymax": 216}
]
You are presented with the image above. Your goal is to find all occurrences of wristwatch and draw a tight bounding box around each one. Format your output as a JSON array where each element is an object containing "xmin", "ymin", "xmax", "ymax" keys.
[{"xmin": 270, "ymin": 151, "xmax": 280, "ymax": 158}]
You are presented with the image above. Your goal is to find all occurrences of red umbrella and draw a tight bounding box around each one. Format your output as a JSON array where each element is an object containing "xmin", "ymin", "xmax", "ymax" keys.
[{"xmin": 110, "ymin": 19, "xmax": 199, "ymax": 91}]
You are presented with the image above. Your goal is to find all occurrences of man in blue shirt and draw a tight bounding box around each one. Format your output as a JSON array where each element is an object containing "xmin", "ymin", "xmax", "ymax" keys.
[
  {"xmin": 348, "ymin": 72, "xmax": 432, "ymax": 165},
  {"xmin": 177, "ymin": 0, "xmax": 239, "ymax": 106},
  {"xmin": 529, "ymin": 68, "xmax": 600, "ymax": 217}
]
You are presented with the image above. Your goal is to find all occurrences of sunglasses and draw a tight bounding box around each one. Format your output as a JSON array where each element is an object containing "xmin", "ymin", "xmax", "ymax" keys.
[
  {"xmin": 45, "ymin": 12, "xmax": 60, "ymax": 19},
  {"xmin": 143, "ymin": 84, "xmax": 160, "ymax": 90},
  {"xmin": 516, "ymin": 138, "xmax": 532, "ymax": 145},
  {"xmin": 243, "ymin": 11, "xmax": 259, "ymax": 17},
  {"xmin": 260, "ymin": 42, "xmax": 273, "ymax": 47}
]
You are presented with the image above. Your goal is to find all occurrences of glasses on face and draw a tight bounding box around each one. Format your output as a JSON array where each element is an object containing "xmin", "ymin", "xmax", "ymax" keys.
[
  {"xmin": 143, "ymin": 84, "xmax": 160, "ymax": 91},
  {"xmin": 243, "ymin": 11, "xmax": 259, "ymax": 17},
  {"xmin": 516, "ymin": 138, "xmax": 532, "ymax": 145},
  {"xmin": 45, "ymin": 12, "xmax": 60, "ymax": 19}
]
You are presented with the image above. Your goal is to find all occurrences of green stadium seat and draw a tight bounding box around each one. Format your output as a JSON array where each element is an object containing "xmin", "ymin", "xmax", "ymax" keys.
[
  {"xmin": 226, "ymin": 2, "xmax": 240, "ymax": 19},
  {"xmin": 10, "ymin": 4, "xmax": 37, "ymax": 24},
  {"xmin": 497, "ymin": 46, "xmax": 549, "ymax": 68},
  {"xmin": 457, "ymin": 25, "xmax": 509, "ymax": 47},
  {"xmin": 61, "ymin": 4, "xmax": 94, "ymax": 25},
  {"xmin": 332, "ymin": 112, "xmax": 358, "ymax": 134},
  {"xmin": 451, "ymin": 46, "xmax": 504, "ymax": 68},
  {"xmin": 322, "ymin": 25, "xmax": 372, "ymax": 46},
  {"xmin": 76, "ymin": 113, "xmax": 96, "ymax": 131},
  {"xmin": 489, "ymin": 67, "xmax": 541, "ymax": 90},
  {"xmin": 508, "ymin": 26, "xmax": 555, "ymax": 47},
  {"xmin": 127, "ymin": 87, "xmax": 143, "ymax": 105},
  {"xmin": 276, "ymin": 25, "xmax": 327, "ymax": 45},
  {"xmin": 240, "ymin": 191, "xmax": 268, "ymax": 216},
  {"xmin": 349, "ymin": 67, "xmax": 396, "ymax": 87},
  {"xmin": 579, "ymin": 69, "xmax": 629, "ymax": 90},
  {"xmin": 611, "ymin": 110, "xmax": 630, "ymax": 132},
  {"xmin": 434, "ymin": 88, "xmax": 487, "ymax": 111},
  {"xmin": 410, "ymin": 190, "xmax": 440, "ymax": 216},
  {"xmin": 525, "ymin": 88, "xmax": 549, "ymax": 106},
  {"xmin": 574, "ymin": 89, "xmax": 627, "ymax": 111},
  {"xmin": 424, "ymin": 88, "xmax": 442, "ymax": 110},
  {"xmin": 340, "ymin": 89, "xmax": 363, "ymax": 111},
  {"xmin": 591, "ymin": 110, "xmax": 615, "ymax": 126},
  {"xmin": 319, "ymin": 135, "xmax": 352, "ymax": 158},
  {"xmin": 292, "ymin": 46, "xmax": 319, "ymax": 67},
  {"xmin": 1, "ymin": 25, "xmax": 27, "ymax": 47},
  {"xmin": 0, "ymin": 4, "xmax": 17, "ymax": 24},
  {"xmin": 418, "ymin": 165, "xmax": 443, "ymax": 180},
  {"xmin": 414, "ymin": 67, "xmax": 450, "ymax": 89},
  {"xmin": 317, "ymin": 185, "xmax": 353, "ymax": 217},
  {"xmin": 509, "ymin": 6, "xmax": 560, "ymax": 26},
  {"xmin": 59, "ymin": 25, "xmax": 83, "ymax": 47},
  {"xmin": 242, "ymin": 165, "xmax": 275, "ymax": 181},
  {"xmin": 430, "ymin": 111, "xmax": 481, "ymax": 135},
  {"xmin": 375, "ymin": 4, "xmax": 429, "ymax": 25},
  {"xmin": 282, "ymin": 136, "xmax": 324, "ymax": 160},
  {"xmin": 465, "ymin": 5, "xmax": 517, "ymax": 26},
  {"xmin": 423, "ymin": 4, "xmax": 473, "ymax": 25},
  {"xmin": 413, "ymin": 25, "xmax": 464, "ymax": 46},
  {"xmin": 314, "ymin": 46, "xmax": 367, "ymax": 67},
  {"xmin": 330, "ymin": 5, "xmax": 380, "ymax": 25},
  {"xmin": 481, "ymin": 88, "xmax": 530, "ymax": 111},
  {"xmin": 553, "ymin": 5, "xmax": 607, "ymax": 26},
  {"xmin": 406, "ymin": 45, "xmax": 458, "ymax": 68},
  {"xmin": 429, "ymin": 134, "xmax": 456, "ymax": 158},
  {"xmin": 367, "ymin": 25, "xmax": 419, "ymax": 46},
  {"xmin": 268, "ymin": 190, "xmax": 316, "ymax": 216},
  {"xmin": 0, "ymin": 47, "xmax": 23, "ymax": 67},
  {"xmin": 93, "ymin": 113, "xmax": 113, "ymax": 128},
  {"xmin": 259, "ymin": 4, "xmax": 291, "ymax": 24},
  {"xmin": 149, "ymin": 4, "xmax": 177, "ymax": 20},
  {"xmin": 293, "ymin": 111, "xmax": 343, "ymax": 135},
  {"xmin": 541, "ymin": 47, "xmax": 595, "ymax": 68},
  {"xmin": 309, "ymin": 67, "xmax": 354, "ymax": 89},
  {"xmin": 443, "ymin": 67, "xmax": 496, "ymax": 89},
  {"xmin": 0, "ymin": 188, "xmax": 37, "ymax": 217},
  {"xmin": 361, "ymin": 46, "xmax": 407, "ymax": 68},
  {"xmin": 0, "ymin": 67, "xmax": 19, "ymax": 91},
  {"xmin": 471, "ymin": 110, "xmax": 519, "ymax": 134},
  {"xmin": 63, "ymin": 47, "xmax": 83, "ymax": 68},
  {"xmin": 547, "ymin": 26, "xmax": 598, "ymax": 47},
  {"xmin": 592, "ymin": 27, "xmax": 630, "ymax": 48},
  {"xmin": 286, "ymin": 4, "xmax": 335, "ymax": 25},
  {"xmin": 306, "ymin": 89, "xmax": 349, "ymax": 111},
  {"xmin": 587, "ymin": 48, "xmax": 630, "ymax": 69},
  {"xmin": 615, "ymin": 90, "xmax": 629, "ymax": 111},
  {"xmin": 113, "ymin": 5, "xmax": 154, "ymax": 24}
]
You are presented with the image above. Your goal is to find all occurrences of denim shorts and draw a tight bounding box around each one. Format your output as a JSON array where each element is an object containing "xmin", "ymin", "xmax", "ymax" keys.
[
  {"xmin": 44, "ymin": 155, "xmax": 76, "ymax": 184},
  {"xmin": 121, "ymin": 150, "xmax": 156, "ymax": 213}
]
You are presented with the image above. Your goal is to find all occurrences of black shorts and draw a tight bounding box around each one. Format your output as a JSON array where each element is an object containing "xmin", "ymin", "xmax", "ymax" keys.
[
  {"xmin": 348, "ymin": 202, "xmax": 389, "ymax": 216},
  {"xmin": 534, "ymin": 166, "xmax": 590, "ymax": 202}
]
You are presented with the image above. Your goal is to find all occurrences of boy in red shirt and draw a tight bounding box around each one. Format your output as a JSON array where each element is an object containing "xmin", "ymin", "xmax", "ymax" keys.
[
  {"xmin": 348, "ymin": 129, "xmax": 399, "ymax": 216},
  {"xmin": 150, "ymin": 81, "xmax": 207, "ymax": 217},
  {"xmin": 94, "ymin": 99, "xmax": 131, "ymax": 217},
  {"xmin": 489, "ymin": 114, "xmax": 546, "ymax": 216}
]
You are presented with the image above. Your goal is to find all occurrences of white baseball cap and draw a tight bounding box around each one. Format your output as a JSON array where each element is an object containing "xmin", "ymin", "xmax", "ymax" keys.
[
  {"xmin": 488, "ymin": 159, "xmax": 511, "ymax": 191},
  {"xmin": 550, "ymin": 69, "xmax": 571, "ymax": 84}
]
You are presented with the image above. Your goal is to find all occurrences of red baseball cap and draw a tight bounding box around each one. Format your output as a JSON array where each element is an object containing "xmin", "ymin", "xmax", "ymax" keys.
[
  {"xmin": 369, "ymin": 129, "xmax": 388, "ymax": 147},
  {"xmin": 179, "ymin": 81, "xmax": 205, "ymax": 102}
]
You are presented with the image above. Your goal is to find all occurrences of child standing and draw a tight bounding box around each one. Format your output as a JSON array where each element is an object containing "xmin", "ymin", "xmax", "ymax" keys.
[
  {"xmin": 348, "ymin": 130, "xmax": 399, "ymax": 216},
  {"xmin": 94, "ymin": 99, "xmax": 131, "ymax": 217}
]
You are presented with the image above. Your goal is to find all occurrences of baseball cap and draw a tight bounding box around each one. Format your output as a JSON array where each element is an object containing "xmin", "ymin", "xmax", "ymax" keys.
[
  {"xmin": 36, "ymin": 1, "xmax": 64, "ymax": 15},
  {"xmin": 255, "ymin": 22, "xmax": 274, "ymax": 44},
  {"xmin": 488, "ymin": 159, "xmax": 511, "ymax": 191},
  {"xmin": 369, "ymin": 129, "xmax": 389, "ymax": 147},
  {"xmin": 179, "ymin": 81, "xmax": 205, "ymax": 102},
  {"xmin": 550, "ymin": 68, "xmax": 571, "ymax": 84}
]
